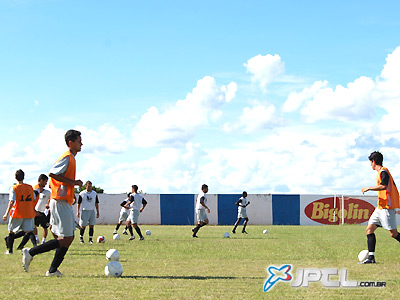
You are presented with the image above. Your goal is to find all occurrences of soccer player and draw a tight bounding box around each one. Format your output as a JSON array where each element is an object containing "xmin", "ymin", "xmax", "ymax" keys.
[
  {"xmin": 232, "ymin": 191, "xmax": 250, "ymax": 234},
  {"xmin": 113, "ymin": 193, "xmax": 131, "ymax": 235},
  {"xmin": 124, "ymin": 185, "xmax": 147, "ymax": 241},
  {"xmin": 192, "ymin": 184, "xmax": 210, "ymax": 238},
  {"xmin": 22, "ymin": 129, "xmax": 83, "ymax": 276},
  {"xmin": 361, "ymin": 151, "xmax": 400, "ymax": 264},
  {"xmin": 77, "ymin": 181, "xmax": 99, "ymax": 244},
  {"xmin": 33, "ymin": 174, "xmax": 51, "ymax": 244},
  {"xmin": 2, "ymin": 169, "xmax": 37, "ymax": 254}
]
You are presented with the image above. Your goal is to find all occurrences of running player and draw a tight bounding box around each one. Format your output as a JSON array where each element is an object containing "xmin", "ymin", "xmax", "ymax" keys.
[
  {"xmin": 232, "ymin": 191, "xmax": 250, "ymax": 234},
  {"xmin": 22, "ymin": 129, "xmax": 83, "ymax": 276},
  {"xmin": 192, "ymin": 184, "xmax": 210, "ymax": 238},
  {"xmin": 124, "ymin": 185, "xmax": 147, "ymax": 241}
]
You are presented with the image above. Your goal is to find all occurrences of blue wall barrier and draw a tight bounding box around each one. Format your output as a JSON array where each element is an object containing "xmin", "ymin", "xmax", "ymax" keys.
[
  {"xmin": 160, "ymin": 194, "xmax": 194, "ymax": 225},
  {"xmin": 272, "ymin": 194, "xmax": 300, "ymax": 225},
  {"xmin": 217, "ymin": 194, "xmax": 241, "ymax": 225}
]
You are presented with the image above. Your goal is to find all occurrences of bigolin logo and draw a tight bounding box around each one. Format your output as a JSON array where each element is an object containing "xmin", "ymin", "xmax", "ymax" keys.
[{"xmin": 263, "ymin": 265, "xmax": 386, "ymax": 292}]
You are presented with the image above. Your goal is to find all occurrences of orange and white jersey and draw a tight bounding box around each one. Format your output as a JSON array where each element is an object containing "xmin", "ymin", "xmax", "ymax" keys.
[
  {"xmin": 377, "ymin": 167, "xmax": 400, "ymax": 209},
  {"xmin": 9, "ymin": 183, "xmax": 36, "ymax": 219}
]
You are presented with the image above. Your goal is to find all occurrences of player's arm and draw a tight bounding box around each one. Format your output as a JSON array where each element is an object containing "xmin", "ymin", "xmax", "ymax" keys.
[
  {"xmin": 124, "ymin": 195, "xmax": 133, "ymax": 209},
  {"xmin": 139, "ymin": 198, "xmax": 147, "ymax": 213},
  {"xmin": 245, "ymin": 201, "xmax": 250, "ymax": 207},
  {"xmin": 2, "ymin": 188, "xmax": 15, "ymax": 221},
  {"xmin": 95, "ymin": 195, "xmax": 99, "ymax": 218},
  {"xmin": 362, "ymin": 171, "xmax": 389, "ymax": 194},
  {"xmin": 235, "ymin": 199, "xmax": 242, "ymax": 206},
  {"xmin": 49, "ymin": 173, "xmax": 83, "ymax": 187},
  {"xmin": 200, "ymin": 197, "xmax": 210, "ymax": 213},
  {"xmin": 76, "ymin": 195, "xmax": 82, "ymax": 217}
]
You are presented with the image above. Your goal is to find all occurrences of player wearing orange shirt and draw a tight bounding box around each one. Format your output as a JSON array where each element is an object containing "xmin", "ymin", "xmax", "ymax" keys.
[
  {"xmin": 361, "ymin": 151, "xmax": 400, "ymax": 263},
  {"xmin": 2, "ymin": 169, "xmax": 37, "ymax": 254},
  {"xmin": 22, "ymin": 129, "xmax": 83, "ymax": 276}
]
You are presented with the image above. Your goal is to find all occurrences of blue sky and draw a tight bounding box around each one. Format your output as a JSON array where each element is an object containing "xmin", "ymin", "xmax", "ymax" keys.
[{"xmin": 1, "ymin": 1, "xmax": 400, "ymax": 194}]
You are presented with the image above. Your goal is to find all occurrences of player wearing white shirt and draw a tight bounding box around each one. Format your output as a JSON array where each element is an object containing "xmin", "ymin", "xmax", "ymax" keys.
[
  {"xmin": 192, "ymin": 184, "xmax": 210, "ymax": 238},
  {"xmin": 33, "ymin": 174, "xmax": 51, "ymax": 244},
  {"xmin": 77, "ymin": 181, "xmax": 99, "ymax": 244},
  {"xmin": 113, "ymin": 193, "xmax": 131, "ymax": 235},
  {"xmin": 124, "ymin": 185, "xmax": 147, "ymax": 241},
  {"xmin": 232, "ymin": 191, "xmax": 250, "ymax": 234}
]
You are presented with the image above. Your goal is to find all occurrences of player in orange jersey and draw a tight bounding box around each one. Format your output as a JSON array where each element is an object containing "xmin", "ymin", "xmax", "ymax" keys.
[{"xmin": 361, "ymin": 151, "xmax": 400, "ymax": 263}]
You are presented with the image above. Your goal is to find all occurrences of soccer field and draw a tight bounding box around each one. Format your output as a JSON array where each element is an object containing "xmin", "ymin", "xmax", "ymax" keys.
[{"xmin": 1, "ymin": 224, "xmax": 399, "ymax": 299}]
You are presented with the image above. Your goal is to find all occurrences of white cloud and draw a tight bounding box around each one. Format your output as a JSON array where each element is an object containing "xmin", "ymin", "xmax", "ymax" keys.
[
  {"xmin": 244, "ymin": 54, "xmax": 285, "ymax": 92},
  {"xmin": 224, "ymin": 102, "xmax": 278, "ymax": 133},
  {"xmin": 131, "ymin": 76, "xmax": 237, "ymax": 148}
]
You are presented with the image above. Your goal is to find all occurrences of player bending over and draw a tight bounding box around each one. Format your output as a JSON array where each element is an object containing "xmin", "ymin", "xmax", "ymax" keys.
[
  {"xmin": 124, "ymin": 185, "xmax": 147, "ymax": 241},
  {"xmin": 113, "ymin": 193, "xmax": 131, "ymax": 235}
]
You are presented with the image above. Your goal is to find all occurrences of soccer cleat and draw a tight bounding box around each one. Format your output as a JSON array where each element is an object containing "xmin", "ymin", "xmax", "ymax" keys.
[
  {"xmin": 360, "ymin": 258, "xmax": 376, "ymax": 264},
  {"xmin": 22, "ymin": 248, "xmax": 33, "ymax": 272},
  {"xmin": 139, "ymin": 236, "xmax": 144, "ymax": 241},
  {"xmin": 89, "ymin": 240, "xmax": 93, "ymax": 244},
  {"xmin": 129, "ymin": 236, "xmax": 135, "ymax": 240},
  {"xmin": 242, "ymin": 230, "xmax": 248, "ymax": 234},
  {"xmin": 46, "ymin": 270, "xmax": 63, "ymax": 277},
  {"xmin": 122, "ymin": 230, "xmax": 128, "ymax": 235},
  {"xmin": 80, "ymin": 238, "xmax": 84, "ymax": 244},
  {"xmin": 4, "ymin": 236, "xmax": 8, "ymax": 249},
  {"xmin": 232, "ymin": 230, "xmax": 236, "ymax": 234},
  {"xmin": 113, "ymin": 230, "xmax": 117, "ymax": 235},
  {"xmin": 192, "ymin": 235, "xmax": 198, "ymax": 238},
  {"xmin": 4, "ymin": 250, "xmax": 13, "ymax": 255}
]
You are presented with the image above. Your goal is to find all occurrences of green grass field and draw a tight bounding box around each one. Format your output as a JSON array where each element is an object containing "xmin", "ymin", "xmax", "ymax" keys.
[{"xmin": 1, "ymin": 224, "xmax": 399, "ymax": 299}]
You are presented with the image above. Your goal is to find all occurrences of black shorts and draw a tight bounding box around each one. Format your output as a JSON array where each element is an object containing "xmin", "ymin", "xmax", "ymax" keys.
[{"xmin": 34, "ymin": 211, "xmax": 50, "ymax": 228}]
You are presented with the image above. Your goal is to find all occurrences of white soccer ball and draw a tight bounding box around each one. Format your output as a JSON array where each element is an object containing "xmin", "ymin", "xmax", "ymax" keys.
[
  {"xmin": 97, "ymin": 236, "xmax": 105, "ymax": 243},
  {"xmin": 145, "ymin": 230, "xmax": 151, "ymax": 236},
  {"xmin": 106, "ymin": 249, "xmax": 120, "ymax": 261},
  {"xmin": 263, "ymin": 229, "xmax": 269, "ymax": 234},
  {"xmin": 105, "ymin": 261, "xmax": 123, "ymax": 277},
  {"xmin": 358, "ymin": 249, "xmax": 369, "ymax": 262},
  {"xmin": 224, "ymin": 232, "xmax": 230, "ymax": 238},
  {"xmin": 113, "ymin": 234, "xmax": 121, "ymax": 240}
]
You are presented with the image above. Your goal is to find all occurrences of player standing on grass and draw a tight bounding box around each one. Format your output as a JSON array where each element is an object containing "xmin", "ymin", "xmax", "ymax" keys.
[
  {"xmin": 2, "ymin": 169, "xmax": 37, "ymax": 254},
  {"xmin": 124, "ymin": 185, "xmax": 147, "ymax": 241},
  {"xmin": 113, "ymin": 193, "xmax": 131, "ymax": 235},
  {"xmin": 192, "ymin": 184, "xmax": 210, "ymax": 238},
  {"xmin": 22, "ymin": 129, "xmax": 83, "ymax": 276},
  {"xmin": 33, "ymin": 174, "xmax": 51, "ymax": 245},
  {"xmin": 77, "ymin": 181, "xmax": 99, "ymax": 244},
  {"xmin": 361, "ymin": 151, "xmax": 400, "ymax": 264},
  {"xmin": 232, "ymin": 191, "xmax": 250, "ymax": 234}
]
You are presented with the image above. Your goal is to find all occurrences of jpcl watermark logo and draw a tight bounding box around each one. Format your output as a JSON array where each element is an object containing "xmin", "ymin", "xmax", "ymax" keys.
[{"xmin": 263, "ymin": 265, "xmax": 386, "ymax": 292}]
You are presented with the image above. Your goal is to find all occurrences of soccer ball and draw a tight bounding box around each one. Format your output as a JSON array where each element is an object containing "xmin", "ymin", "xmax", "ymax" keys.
[
  {"xmin": 106, "ymin": 249, "xmax": 120, "ymax": 261},
  {"xmin": 105, "ymin": 261, "xmax": 123, "ymax": 277},
  {"xmin": 97, "ymin": 236, "xmax": 105, "ymax": 243},
  {"xmin": 145, "ymin": 230, "xmax": 151, "ymax": 236},
  {"xmin": 113, "ymin": 234, "xmax": 121, "ymax": 240},
  {"xmin": 263, "ymin": 229, "xmax": 269, "ymax": 234},
  {"xmin": 358, "ymin": 249, "xmax": 369, "ymax": 262},
  {"xmin": 223, "ymin": 232, "xmax": 230, "ymax": 238}
]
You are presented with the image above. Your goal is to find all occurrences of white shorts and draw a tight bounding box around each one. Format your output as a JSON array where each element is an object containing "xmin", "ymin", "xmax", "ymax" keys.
[
  {"xmin": 127, "ymin": 210, "xmax": 140, "ymax": 224},
  {"xmin": 79, "ymin": 210, "xmax": 96, "ymax": 227},
  {"xmin": 368, "ymin": 208, "xmax": 397, "ymax": 230},
  {"xmin": 238, "ymin": 209, "xmax": 248, "ymax": 219},
  {"xmin": 196, "ymin": 209, "xmax": 208, "ymax": 223},
  {"xmin": 8, "ymin": 218, "xmax": 34, "ymax": 233},
  {"xmin": 50, "ymin": 199, "xmax": 75, "ymax": 238},
  {"xmin": 119, "ymin": 210, "xmax": 129, "ymax": 223}
]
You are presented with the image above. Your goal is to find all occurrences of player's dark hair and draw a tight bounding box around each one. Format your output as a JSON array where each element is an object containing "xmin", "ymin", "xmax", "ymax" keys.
[
  {"xmin": 201, "ymin": 184, "xmax": 208, "ymax": 191},
  {"xmin": 65, "ymin": 129, "xmax": 81, "ymax": 146},
  {"xmin": 38, "ymin": 174, "xmax": 48, "ymax": 182},
  {"xmin": 86, "ymin": 180, "xmax": 92, "ymax": 186},
  {"xmin": 15, "ymin": 169, "xmax": 24, "ymax": 181},
  {"xmin": 132, "ymin": 185, "xmax": 138, "ymax": 192},
  {"xmin": 369, "ymin": 151, "xmax": 383, "ymax": 165},
  {"xmin": 242, "ymin": 191, "xmax": 247, "ymax": 196}
]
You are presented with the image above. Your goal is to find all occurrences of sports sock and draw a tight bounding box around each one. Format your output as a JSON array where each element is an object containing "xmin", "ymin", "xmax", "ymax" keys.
[
  {"xmin": 394, "ymin": 233, "xmax": 400, "ymax": 242},
  {"xmin": 115, "ymin": 224, "xmax": 121, "ymax": 231},
  {"xmin": 367, "ymin": 233, "xmax": 376, "ymax": 259},
  {"xmin": 80, "ymin": 228, "xmax": 85, "ymax": 238},
  {"xmin": 89, "ymin": 227, "xmax": 94, "ymax": 239},
  {"xmin": 14, "ymin": 231, "xmax": 25, "ymax": 239},
  {"xmin": 29, "ymin": 239, "xmax": 60, "ymax": 257},
  {"xmin": 18, "ymin": 234, "xmax": 30, "ymax": 249},
  {"xmin": 29, "ymin": 232, "xmax": 37, "ymax": 247},
  {"xmin": 134, "ymin": 226, "xmax": 143, "ymax": 238},
  {"xmin": 128, "ymin": 226, "xmax": 134, "ymax": 236},
  {"xmin": 242, "ymin": 220, "xmax": 248, "ymax": 231},
  {"xmin": 192, "ymin": 224, "xmax": 202, "ymax": 235},
  {"xmin": 48, "ymin": 247, "xmax": 68, "ymax": 273},
  {"xmin": 7, "ymin": 233, "xmax": 15, "ymax": 252}
]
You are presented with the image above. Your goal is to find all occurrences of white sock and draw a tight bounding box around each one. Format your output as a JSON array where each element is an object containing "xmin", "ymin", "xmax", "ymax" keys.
[{"xmin": 369, "ymin": 252, "xmax": 375, "ymax": 256}]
